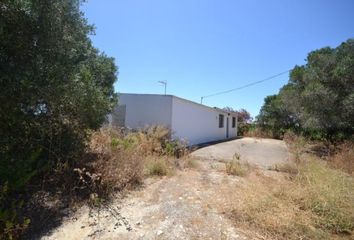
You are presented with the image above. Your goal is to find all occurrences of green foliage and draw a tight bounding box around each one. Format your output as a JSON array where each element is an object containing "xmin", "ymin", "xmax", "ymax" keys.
[
  {"xmin": 257, "ymin": 93, "xmax": 299, "ymax": 138},
  {"xmin": 163, "ymin": 140, "xmax": 187, "ymax": 157},
  {"xmin": 0, "ymin": 183, "xmax": 31, "ymax": 239},
  {"xmin": 257, "ymin": 39, "xmax": 354, "ymax": 140},
  {"xmin": 0, "ymin": 0, "xmax": 117, "ymax": 237},
  {"xmin": 111, "ymin": 136, "xmax": 137, "ymax": 150},
  {"xmin": 164, "ymin": 142, "xmax": 177, "ymax": 156},
  {"xmin": 0, "ymin": 0, "xmax": 117, "ymax": 187}
]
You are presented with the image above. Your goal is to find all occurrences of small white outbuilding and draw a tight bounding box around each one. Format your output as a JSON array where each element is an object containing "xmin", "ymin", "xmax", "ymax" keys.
[{"xmin": 109, "ymin": 93, "xmax": 238, "ymax": 145}]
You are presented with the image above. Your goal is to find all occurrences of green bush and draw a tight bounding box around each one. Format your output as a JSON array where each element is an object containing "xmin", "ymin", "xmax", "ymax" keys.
[
  {"xmin": 0, "ymin": 0, "xmax": 117, "ymax": 237},
  {"xmin": 0, "ymin": 184, "xmax": 31, "ymax": 240}
]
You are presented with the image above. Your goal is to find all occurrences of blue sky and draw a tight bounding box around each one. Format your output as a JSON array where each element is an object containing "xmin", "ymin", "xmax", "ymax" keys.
[{"xmin": 82, "ymin": 0, "xmax": 354, "ymax": 118}]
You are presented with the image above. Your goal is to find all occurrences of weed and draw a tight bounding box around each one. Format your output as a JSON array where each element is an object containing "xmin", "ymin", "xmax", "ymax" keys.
[
  {"xmin": 271, "ymin": 162, "xmax": 299, "ymax": 175},
  {"xmin": 225, "ymin": 160, "xmax": 250, "ymax": 177},
  {"xmin": 233, "ymin": 152, "xmax": 241, "ymax": 160},
  {"xmin": 110, "ymin": 137, "xmax": 120, "ymax": 147},
  {"xmin": 243, "ymin": 127, "xmax": 274, "ymax": 139},
  {"xmin": 329, "ymin": 141, "xmax": 354, "ymax": 175},
  {"xmin": 297, "ymin": 160, "xmax": 354, "ymax": 233},
  {"xmin": 228, "ymin": 158, "xmax": 354, "ymax": 239},
  {"xmin": 146, "ymin": 158, "xmax": 168, "ymax": 176}
]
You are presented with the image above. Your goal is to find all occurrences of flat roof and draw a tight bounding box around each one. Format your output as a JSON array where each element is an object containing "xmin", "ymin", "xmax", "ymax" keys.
[{"xmin": 118, "ymin": 93, "xmax": 237, "ymax": 116}]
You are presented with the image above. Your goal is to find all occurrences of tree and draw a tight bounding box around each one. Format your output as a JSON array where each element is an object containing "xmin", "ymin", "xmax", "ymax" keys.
[
  {"xmin": 0, "ymin": 0, "xmax": 118, "ymax": 190},
  {"xmin": 256, "ymin": 92, "xmax": 299, "ymax": 138},
  {"xmin": 223, "ymin": 107, "xmax": 253, "ymax": 123},
  {"xmin": 237, "ymin": 108, "xmax": 253, "ymax": 123},
  {"xmin": 223, "ymin": 107, "xmax": 253, "ymax": 136},
  {"xmin": 287, "ymin": 40, "xmax": 354, "ymax": 137},
  {"xmin": 257, "ymin": 39, "xmax": 354, "ymax": 139}
]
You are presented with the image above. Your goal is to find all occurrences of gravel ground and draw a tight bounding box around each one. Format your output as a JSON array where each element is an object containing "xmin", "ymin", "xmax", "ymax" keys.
[
  {"xmin": 41, "ymin": 161, "xmax": 249, "ymax": 240},
  {"xmin": 42, "ymin": 137, "xmax": 289, "ymax": 240}
]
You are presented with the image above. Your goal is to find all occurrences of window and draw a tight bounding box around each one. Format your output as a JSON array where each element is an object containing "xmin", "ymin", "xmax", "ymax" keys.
[
  {"xmin": 219, "ymin": 114, "xmax": 224, "ymax": 128},
  {"xmin": 232, "ymin": 117, "xmax": 236, "ymax": 128}
]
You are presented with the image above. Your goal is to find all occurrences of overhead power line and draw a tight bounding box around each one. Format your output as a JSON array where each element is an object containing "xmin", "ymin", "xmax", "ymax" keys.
[{"xmin": 200, "ymin": 70, "xmax": 290, "ymax": 104}]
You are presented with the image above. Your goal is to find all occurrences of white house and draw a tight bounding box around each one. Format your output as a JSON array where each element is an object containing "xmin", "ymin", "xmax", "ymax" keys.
[{"xmin": 109, "ymin": 93, "xmax": 238, "ymax": 145}]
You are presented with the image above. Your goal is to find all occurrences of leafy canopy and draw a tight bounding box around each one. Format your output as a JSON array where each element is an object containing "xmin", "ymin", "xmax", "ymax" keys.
[
  {"xmin": 257, "ymin": 39, "xmax": 354, "ymax": 139},
  {"xmin": 0, "ymin": 0, "xmax": 118, "ymax": 189}
]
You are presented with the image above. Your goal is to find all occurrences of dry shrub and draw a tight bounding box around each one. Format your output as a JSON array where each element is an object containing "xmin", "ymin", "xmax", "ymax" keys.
[
  {"xmin": 143, "ymin": 155, "xmax": 193, "ymax": 176},
  {"xmin": 145, "ymin": 157, "xmax": 169, "ymax": 176},
  {"xmin": 225, "ymin": 152, "xmax": 251, "ymax": 177},
  {"xmin": 228, "ymin": 159, "xmax": 354, "ymax": 239},
  {"xmin": 329, "ymin": 141, "xmax": 354, "ymax": 175},
  {"xmin": 271, "ymin": 162, "xmax": 299, "ymax": 175},
  {"xmin": 283, "ymin": 130, "xmax": 298, "ymax": 143},
  {"xmin": 225, "ymin": 160, "xmax": 250, "ymax": 177},
  {"xmin": 91, "ymin": 149, "xmax": 144, "ymax": 191},
  {"xmin": 283, "ymin": 132, "xmax": 307, "ymax": 150},
  {"xmin": 85, "ymin": 128, "xmax": 144, "ymax": 198},
  {"xmin": 85, "ymin": 126, "xmax": 188, "ymax": 195},
  {"xmin": 243, "ymin": 127, "xmax": 274, "ymax": 139},
  {"xmin": 121, "ymin": 126, "xmax": 189, "ymax": 158},
  {"xmin": 132, "ymin": 126, "xmax": 171, "ymax": 155},
  {"xmin": 283, "ymin": 131, "xmax": 354, "ymax": 176}
]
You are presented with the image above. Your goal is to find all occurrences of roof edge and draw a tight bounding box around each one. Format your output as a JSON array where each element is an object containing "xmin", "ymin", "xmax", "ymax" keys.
[{"xmin": 118, "ymin": 93, "xmax": 236, "ymax": 115}]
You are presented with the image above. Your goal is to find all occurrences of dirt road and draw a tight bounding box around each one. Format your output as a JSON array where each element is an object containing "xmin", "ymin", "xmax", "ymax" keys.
[{"xmin": 42, "ymin": 138, "xmax": 289, "ymax": 240}]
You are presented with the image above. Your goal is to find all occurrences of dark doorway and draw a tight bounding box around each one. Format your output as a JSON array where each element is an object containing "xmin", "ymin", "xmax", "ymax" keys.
[{"xmin": 226, "ymin": 117, "xmax": 229, "ymax": 138}]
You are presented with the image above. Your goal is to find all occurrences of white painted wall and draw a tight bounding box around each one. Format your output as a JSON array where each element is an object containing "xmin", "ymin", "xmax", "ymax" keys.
[
  {"xmin": 114, "ymin": 94, "xmax": 238, "ymax": 145},
  {"xmin": 119, "ymin": 94, "xmax": 172, "ymax": 129},
  {"xmin": 171, "ymin": 96, "xmax": 237, "ymax": 145}
]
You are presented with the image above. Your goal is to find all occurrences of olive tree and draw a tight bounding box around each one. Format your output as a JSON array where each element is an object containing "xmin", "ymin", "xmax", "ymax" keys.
[{"xmin": 0, "ymin": 0, "xmax": 118, "ymax": 190}]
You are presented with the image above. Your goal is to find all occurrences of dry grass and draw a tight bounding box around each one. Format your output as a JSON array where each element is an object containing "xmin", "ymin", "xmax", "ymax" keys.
[
  {"xmin": 225, "ymin": 160, "xmax": 250, "ymax": 177},
  {"xmin": 225, "ymin": 152, "xmax": 251, "ymax": 177},
  {"xmin": 298, "ymin": 160, "xmax": 354, "ymax": 234},
  {"xmin": 243, "ymin": 127, "xmax": 274, "ymax": 139},
  {"xmin": 270, "ymin": 162, "xmax": 299, "ymax": 175},
  {"xmin": 144, "ymin": 156, "xmax": 199, "ymax": 176},
  {"xmin": 86, "ymin": 128, "xmax": 144, "ymax": 195},
  {"xmin": 228, "ymin": 151, "xmax": 354, "ymax": 239},
  {"xmin": 145, "ymin": 157, "xmax": 169, "ymax": 176},
  {"xmin": 229, "ymin": 174, "xmax": 324, "ymax": 240},
  {"xmin": 84, "ymin": 126, "xmax": 189, "ymax": 197},
  {"xmin": 329, "ymin": 141, "xmax": 354, "ymax": 175},
  {"xmin": 284, "ymin": 132, "xmax": 354, "ymax": 175}
]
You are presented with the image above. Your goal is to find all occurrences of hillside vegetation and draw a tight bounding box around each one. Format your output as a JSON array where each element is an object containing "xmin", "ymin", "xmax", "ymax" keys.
[
  {"xmin": 0, "ymin": 0, "xmax": 118, "ymax": 238},
  {"xmin": 256, "ymin": 39, "xmax": 354, "ymax": 140},
  {"xmin": 1, "ymin": 0, "xmax": 353, "ymax": 239},
  {"xmin": 228, "ymin": 135, "xmax": 354, "ymax": 240},
  {"xmin": 238, "ymin": 39, "xmax": 354, "ymax": 239}
]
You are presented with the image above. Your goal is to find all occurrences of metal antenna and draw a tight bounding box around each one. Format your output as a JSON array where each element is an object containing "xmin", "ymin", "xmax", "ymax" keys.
[{"xmin": 158, "ymin": 80, "xmax": 167, "ymax": 95}]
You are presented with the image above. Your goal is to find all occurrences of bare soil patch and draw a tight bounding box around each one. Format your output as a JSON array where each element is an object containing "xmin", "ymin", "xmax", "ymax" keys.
[{"xmin": 42, "ymin": 160, "xmax": 249, "ymax": 239}]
